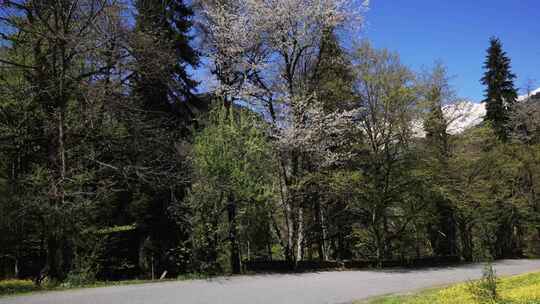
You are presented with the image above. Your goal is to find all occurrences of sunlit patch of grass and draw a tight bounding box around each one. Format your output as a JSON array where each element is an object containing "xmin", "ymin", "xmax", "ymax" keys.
[
  {"xmin": 0, "ymin": 273, "xmax": 212, "ymax": 297},
  {"xmin": 358, "ymin": 272, "xmax": 540, "ymax": 304},
  {"xmin": 0, "ymin": 279, "xmax": 40, "ymax": 296}
]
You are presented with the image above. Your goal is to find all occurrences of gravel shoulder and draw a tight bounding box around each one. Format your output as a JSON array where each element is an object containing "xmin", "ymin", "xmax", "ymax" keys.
[{"xmin": 2, "ymin": 259, "xmax": 540, "ymax": 304}]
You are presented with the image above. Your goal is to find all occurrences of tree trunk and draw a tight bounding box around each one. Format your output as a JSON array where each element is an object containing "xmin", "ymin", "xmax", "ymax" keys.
[
  {"xmin": 44, "ymin": 237, "xmax": 63, "ymax": 282},
  {"xmin": 314, "ymin": 199, "xmax": 327, "ymax": 261},
  {"xmin": 375, "ymin": 229, "xmax": 383, "ymax": 267},
  {"xmin": 14, "ymin": 258, "xmax": 19, "ymax": 278},
  {"xmin": 283, "ymin": 198, "xmax": 295, "ymax": 267},
  {"xmin": 430, "ymin": 202, "xmax": 458, "ymax": 256},
  {"xmin": 459, "ymin": 220, "xmax": 474, "ymax": 262},
  {"xmin": 43, "ymin": 109, "xmax": 67, "ymax": 282},
  {"xmin": 295, "ymin": 207, "xmax": 304, "ymax": 263},
  {"xmin": 227, "ymin": 194, "xmax": 241, "ymax": 274}
]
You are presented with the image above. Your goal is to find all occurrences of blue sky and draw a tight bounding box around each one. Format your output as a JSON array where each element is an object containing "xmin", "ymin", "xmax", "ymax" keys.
[{"xmin": 362, "ymin": 0, "xmax": 540, "ymax": 101}]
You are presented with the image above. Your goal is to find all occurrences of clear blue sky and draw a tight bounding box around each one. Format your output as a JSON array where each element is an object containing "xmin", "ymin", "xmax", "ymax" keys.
[{"xmin": 362, "ymin": 0, "xmax": 540, "ymax": 101}]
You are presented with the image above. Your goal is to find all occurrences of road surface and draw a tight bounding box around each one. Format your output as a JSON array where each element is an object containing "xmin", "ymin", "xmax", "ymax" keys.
[{"xmin": 2, "ymin": 259, "xmax": 540, "ymax": 304}]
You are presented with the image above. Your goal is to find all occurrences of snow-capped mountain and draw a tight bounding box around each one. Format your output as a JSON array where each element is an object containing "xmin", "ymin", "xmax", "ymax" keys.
[
  {"xmin": 415, "ymin": 87, "xmax": 540, "ymax": 137},
  {"xmin": 413, "ymin": 101, "xmax": 486, "ymax": 137},
  {"xmin": 443, "ymin": 101, "xmax": 486, "ymax": 134},
  {"xmin": 518, "ymin": 87, "xmax": 540, "ymax": 102}
]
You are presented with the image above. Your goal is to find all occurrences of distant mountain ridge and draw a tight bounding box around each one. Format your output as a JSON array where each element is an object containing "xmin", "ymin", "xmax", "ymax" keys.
[
  {"xmin": 414, "ymin": 87, "xmax": 540, "ymax": 137},
  {"xmin": 443, "ymin": 101, "xmax": 486, "ymax": 134},
  {"xmin": 518, "ymin": 87, "xmax": 540, "ymax": 102}
]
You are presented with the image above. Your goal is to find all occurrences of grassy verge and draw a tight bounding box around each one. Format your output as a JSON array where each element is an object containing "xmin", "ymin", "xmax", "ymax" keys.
[
  {"xmin": 0, "ymin": 273, "xmax": 210, "ymax": 298},
  {"xmin": 0, "ymin": 280, "xmax": 40, "ymax": 296},
  {"xmin": 357, "ymin": 271, "xmax": 540, "ymax": 304}
]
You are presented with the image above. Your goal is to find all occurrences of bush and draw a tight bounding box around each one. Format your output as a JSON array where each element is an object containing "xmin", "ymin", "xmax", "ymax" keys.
[
  {"xmin": 61, "ymin": 270, "xmax": 97, "ymax": 288},
  {"xmin": 63, "ymin": 229, "xmax": 104, "ymax": 286},
  {"xmin": 467, "ymin": 263, "xmax": 499, "ymax": 303}
]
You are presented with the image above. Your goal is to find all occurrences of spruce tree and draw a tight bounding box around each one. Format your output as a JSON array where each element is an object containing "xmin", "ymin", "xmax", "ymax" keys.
[
  {"xmin": 424, "ymin": 87, "xmax": 449, "ymax": 159},
  {"xmin": 133, "ymin": 0, "xmax": 199, "ymax": 112},
  {"xmin": 422, "ymin": 64, "xmax": 457, "ymax": 257},
  {"xmin": 481, "ymin": 37, "xmax": 518, "ymax": 141},
  {"xmin": 129, "ymin": 0, "xmax": 200, "ymax": 277},
  {"xmin": 423, "ymin": 62, "xmax": 452, "ymax": 160},
  {"xmin": 305, "ymin": 28, "xmax": 356, "ymax": 261},
  {"xmin": 310, "ymin": 28, "xmax": 355, "ymax": 113}
]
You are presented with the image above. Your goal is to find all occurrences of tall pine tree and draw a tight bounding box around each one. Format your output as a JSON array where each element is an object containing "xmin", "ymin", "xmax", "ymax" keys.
[
  {"xmin": 310, "ymin": 28, "xmax": 355, "ymax": 113},
  {"xmin": 133, "ymin": 0, "xmax": 199, "ymax": 113},
  {"xmin": 422, "ymin": 63, "xmax": 457, "ymax": 257},
  {"xmin": 128, "ymin": 0, "xmax": 200, "ymax": 277},
  {"xmin": 424, "ymin": 87, "xmax": 449, "ymax": 159},
  {"xmin": 481, "ymin": 37, "xmax": 518, "ymax": 141},
  {"xmin": 306, "ymin": 28, "xmax": 357, "ymax": 261}
]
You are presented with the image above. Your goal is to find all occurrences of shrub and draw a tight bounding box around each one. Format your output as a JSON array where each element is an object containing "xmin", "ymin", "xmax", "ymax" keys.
[
  {"xmin": 467, "ymin": 263, "xmax": 499, "ymax": 303},
  {"xmin": 62, "ymin": 270, "xmax": 97, "ymax": 288}
]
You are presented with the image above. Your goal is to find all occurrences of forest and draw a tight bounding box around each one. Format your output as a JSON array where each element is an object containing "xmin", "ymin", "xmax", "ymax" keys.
[{"xmin": 1, "ymin": 0, "xmax": 540, "ymax": 286}]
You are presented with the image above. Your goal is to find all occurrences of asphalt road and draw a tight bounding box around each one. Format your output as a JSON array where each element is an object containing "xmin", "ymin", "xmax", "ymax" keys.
[{"xmin": 3, "ymin": 259, "xmax": 540, "ymax": 304}]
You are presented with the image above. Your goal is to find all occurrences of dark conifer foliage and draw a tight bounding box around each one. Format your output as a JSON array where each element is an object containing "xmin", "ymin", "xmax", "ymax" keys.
[
  {"xmin": 424, "ymin": 87, "xmax": 449, "ymax": 159},
  {"xmin": 133, "ymin": 0, "xmax": 199, "ymax": 113},
  {"xmin": 310, "ymin": 28, "xmax": 356, "ymax": 113},
  {"xmin": 481, "ymin": 37, "xmax": 518, "ymax": 141},
  {"xmin": 124, "ymin": 0, "xmax": 202, "ymax": 279}
]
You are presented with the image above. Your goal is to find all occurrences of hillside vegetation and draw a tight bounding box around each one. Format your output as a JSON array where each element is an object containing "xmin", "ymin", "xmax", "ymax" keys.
[{"xmin": 1, "ymin": 0, "xmax": 539, "ymax": 286}]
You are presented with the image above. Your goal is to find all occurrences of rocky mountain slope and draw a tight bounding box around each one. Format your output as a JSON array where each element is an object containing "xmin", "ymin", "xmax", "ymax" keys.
[{"xmin": 415, "ymin": 88, "xmax": 540, "ymax": 137}]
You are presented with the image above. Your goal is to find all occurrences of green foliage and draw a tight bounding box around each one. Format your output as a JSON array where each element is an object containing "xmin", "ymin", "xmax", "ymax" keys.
[
  {"xmin": 481, "ymin": 37, "xmax": 518, "ymax": 141},
  {"xmin": 347, "ymin": 41, "xmax": 428, "ymax": 261},
  {"xmin": 310, "ymin": 28, "xmax": 356, "ymax": 112},
  {"xmin": 468, "ymin": 263, "xmax": 499, "ymax": 303},
  {"xmin": 1, "ymin": 0, "xmax": 539, "ymax": 284},
  {"xmin": 133, "ymin": 0, "xmax": 199, "ymax": 112},
  {"xmin": 189, "ymin": 104, "xmax": 276, "ymax": 272},
  {"xmin": 192, "ymin": 105, "xmax": 274, "ymax": 197},
  {"xmin": 63, "ymin": 231, "xmax": 108, "ymax": 287}
]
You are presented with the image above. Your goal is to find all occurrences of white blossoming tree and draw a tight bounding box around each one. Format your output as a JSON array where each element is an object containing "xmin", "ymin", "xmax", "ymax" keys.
[{"xmin": 197, "ymin": 0, "xmax": 367, "ymax": 266}]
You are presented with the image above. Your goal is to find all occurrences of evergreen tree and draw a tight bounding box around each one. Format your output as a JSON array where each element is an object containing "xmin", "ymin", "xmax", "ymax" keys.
[
  {"xmin": 422, "ymin": 63, "xmax": 457, "ymax": 257},
  {"xmin": 424, "ymin": 89, "xmax": 449, "ymax": 158},
  {"xmin": 423, "ymin": 63, "xmax": 451, "ymax": 159},
  {"xmin": 128, "ymin": 0, "xmax": 201, "ymax": 278},
  {"xmin": 133, "ymin": 0, "xmax": 199, "ymax": 112},
  {"xmin": 481, "ymin": 37, "xmax": 518, "ymax": 141},
  {"xmin": 301, "ymin": 28, "xmax": 357, "ymax": 261},
  {"xmin": 310, "ymin": 28, "xmax": 355, "ymax": 113}
]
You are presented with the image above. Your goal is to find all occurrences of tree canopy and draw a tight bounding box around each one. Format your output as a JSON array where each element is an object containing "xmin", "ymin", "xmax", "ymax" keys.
[{"xmin": 1, "ymin": 0, "xmax": 539, "ymax": 284}]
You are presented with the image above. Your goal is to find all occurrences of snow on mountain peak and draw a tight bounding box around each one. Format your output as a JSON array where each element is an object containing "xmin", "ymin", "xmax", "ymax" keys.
[
  {"xmin": 443, "ymin": 101, "xmax": 486, "ymax": 134},
  {"xmin": 518, "ymin": 87, "xmax": 540, "ymax": 101},
  {"xmin": 414, "ymin": 87, "xmax": 540, "ymax": 138},
  {"xmin": 413, "ymin": 101, "xmax": 485, "ymax": 137}
]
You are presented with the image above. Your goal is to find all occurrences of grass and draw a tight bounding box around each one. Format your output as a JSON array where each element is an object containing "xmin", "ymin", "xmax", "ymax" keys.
[
  {"xmin": 357, "ymin": 271, "xmax": 540, "ymax": 304},
  {"xmin": 0, "ymin": 279, "xmax": 40, "ymax": 296},
  {"xmin": 0, "ymin": 273, "xmax": 211, "ymax": 298}
]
